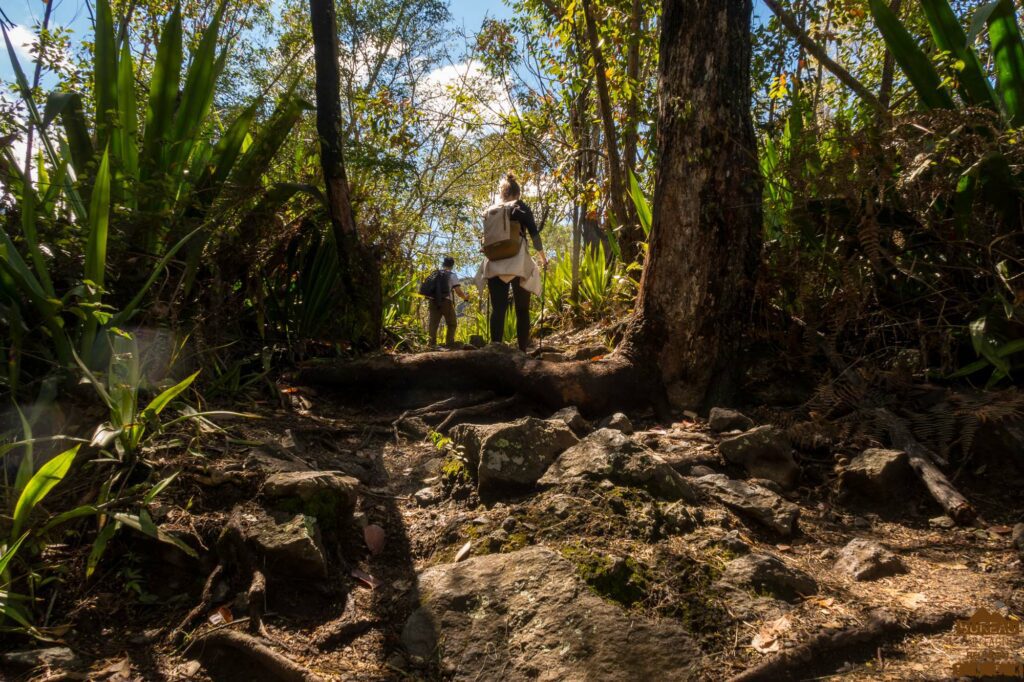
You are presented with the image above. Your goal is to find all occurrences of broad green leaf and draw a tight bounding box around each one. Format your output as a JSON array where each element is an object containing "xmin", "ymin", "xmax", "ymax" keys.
[
  {"xmin": 870, "ymin": 0, "xmax": 955, "ymax": 109},
  {"xmin": 140, "ymin": 3, "xmax": 183, "ymax": 196},
  {"xmin": 142, "ymin": 371, "xmax": 199, "ymax": 418},
  {"xmin": 920, "ymin": 0, "xmax": 998, "ymax": 109},
  {"xmin": 11, "ymin": 445, "xmax": 80, "ymax": 538},
  {"xmin": 116, "ymin": 41, "xmax": 139, "ymax": 206},
  {"xmin": 113, "ymin": 512, "xmax": 197, "ymax": 558},
  {"xmin": 987, "ymin": 0, "xmax": 1024, "ymax": 126},
  {"xmin": 93, "ymin": 0, "xmax": 119, "ymax": 151},
  {"xmin": 13, "ymin": 404, "xmax": 33, "ymax": 493},
  {"xmin": 86, "ymin": 521, "xmax": 117, "ymax": 578}
]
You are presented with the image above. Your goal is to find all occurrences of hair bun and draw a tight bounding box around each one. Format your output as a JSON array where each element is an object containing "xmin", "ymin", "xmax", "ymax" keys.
[{"xmin": 505, "ymin": 172, "xmax": 516, "ymax": 182}]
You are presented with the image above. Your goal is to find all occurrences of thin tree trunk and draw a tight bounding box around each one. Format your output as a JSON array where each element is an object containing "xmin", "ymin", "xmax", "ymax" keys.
[
  {"xmin": 309, "ymin": 0, "xmax": 382, "ymax": 348},
  {"xmin": 623, "ymin": 0, "xmax": 642, "ymax": 178},
  {"xmin": 763, "ymin": 0, "xmax": 883, "ymax": 111},
  {"xmin": 621, "ymin": 0, "xmax": 764, "ymax": 410},
  {"xmin": 879, "ymin": 0, "xmax": 903, "ymax": 109},
  {"xmin": 582, "ymin": 0, "xmax": 640, "ymax": 255}
]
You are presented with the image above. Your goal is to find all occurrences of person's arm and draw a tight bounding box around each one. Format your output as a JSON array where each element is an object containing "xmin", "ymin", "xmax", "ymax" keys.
[
  {"xmin": 453, "ymin": 284, "xmax": 469, "ymax": 301},
  {"xmin": 515, "ymin": 202, "xmax": 546, "ymax": 263}
]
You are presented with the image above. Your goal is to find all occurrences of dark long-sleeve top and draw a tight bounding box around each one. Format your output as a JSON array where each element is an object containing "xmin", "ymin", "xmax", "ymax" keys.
[{"xmin": 510, "ymin": 200, "xmax": 543, "ymax": 252}]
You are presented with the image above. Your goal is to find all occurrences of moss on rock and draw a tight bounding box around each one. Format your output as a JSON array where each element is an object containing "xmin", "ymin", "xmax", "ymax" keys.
[{"xmin": 561, "ymin": 545, "xmax": 649, "ymax": 607}]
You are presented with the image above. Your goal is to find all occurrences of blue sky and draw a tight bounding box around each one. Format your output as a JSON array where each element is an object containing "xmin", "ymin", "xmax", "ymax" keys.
[{"xmin": 3, "ymin": 0, "xmax": 771, "ymax": 84}]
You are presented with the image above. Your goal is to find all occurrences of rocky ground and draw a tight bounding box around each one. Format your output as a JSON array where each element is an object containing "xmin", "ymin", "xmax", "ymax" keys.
[{"xmin": 3, "ymin": 347, "xmax": 1024, "ymax": 681}]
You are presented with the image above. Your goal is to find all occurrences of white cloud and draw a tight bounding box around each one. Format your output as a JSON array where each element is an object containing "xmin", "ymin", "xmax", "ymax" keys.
[
  {"xmin": 419, "ymin": 60, "xmax": 515, "ymax": 130},
  {"xmin": 8, "ymin": 25, "xmax": 39, "ymax": 63}
]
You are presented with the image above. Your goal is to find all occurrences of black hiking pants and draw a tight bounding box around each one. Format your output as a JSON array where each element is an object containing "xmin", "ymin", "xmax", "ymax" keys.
[{"xmin": 488, "ymin": 276, "xmax": 531, "ymax": 351}]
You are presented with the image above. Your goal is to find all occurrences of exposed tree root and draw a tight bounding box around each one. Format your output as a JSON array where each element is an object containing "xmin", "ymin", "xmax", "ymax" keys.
[
  {"xmin": 876, "ymin": 408, "xmax": 976, "ymax": 525},
  {"xmin": 728, "ymin": 609, "xmax": 964, "ymax": 681},
  {"xmin": 170, "ymin": 563, "xmax": 224, "ymax": 644},
  {"xmin": 437, "ymin": 396, "xmax": 521, "ymax": 432},
  {"xmin": 295, "ymin": 346, "xmax": 652, "ymax": 417},
  {"xmin": 193, "ymin": 628, "xmax": 324, "ymax": 682}
]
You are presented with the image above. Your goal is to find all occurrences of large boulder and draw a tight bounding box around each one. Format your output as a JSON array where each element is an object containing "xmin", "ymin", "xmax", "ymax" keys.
[
  {"xmin": 708, "ymin": 408, "xmax": 754, "ymax": 433},
  {"xmin": 540, "ymin": 429, "xmax": 699, "ymax": 502},
  {"xmin": 842, "ymin": 448, "xmax": 911, "ymax": 498},
  {"xmin": 262, "ymin": 470, "xmax": 358, "ymax": 529},
  {"xmin": 834, "ymin": 539, "xmax": 908, "ymax": 581},
  {"xmin": 401, "ymin": 546, "xmax": 699, "ymax": 680},
  {"xmin": 693, "ymin": 474, "xmax": 800, "ymax": 536},
  {"xmin": 472, "ymin": 418, "xmax": 579, "ymax": 494},
  {"xmin": 718, "ymin": 426, "xmax": 799, "ymax": 489},
  {"xmin": 717, "ymin": 553, "xmax": 817, "ymax": 601},
  {"xmin": 244, "ymin": 509, "xmax": 327, "ymax": 579}
]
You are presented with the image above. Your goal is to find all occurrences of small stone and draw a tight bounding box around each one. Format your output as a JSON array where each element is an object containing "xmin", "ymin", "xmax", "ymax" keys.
[
  {"xmin": 487, "ymin": 529, "xmax": 509, "ymax": 551},
  {"xmin": 549, "ymin": 406, "xmax": 593, "ymax": 437},
  {"xmin": 693, "ymin": 474, "xmax": 800, "ymax": 537},
  {"xmin": 501, "ymin": 517, "xmax": 517, "ymax": 532},
  {"xmin": 663, "ymin": 502, "xmax": 699, "ymax": 534},
  {"xmin": 1012, "ymin": 523, "xmax": 1024, "ymax": 551},
  {"xmin": 599, "ymin": 413, "xmax": 634, "ymax": 435},
  {"xmin": 455, "ymin": 540, "xmax": 473, "ymax": 562},
  {"xmin": 717, "ymin": 553, "xmax": 817, "ymax": 601},
  {"xmin": 748, "ymin": 478, "xmax": 784, "ymax": 495},
  {"xmin": 689, "ymin": 464, "xmax": 717, "ymax": 478},
  {"xmin": 818, "ymin": 548, "xmax": 835, "ymax": 561},
  {"xmin": 852, "ymin": 516, "xmax": 871, "ymax": 529},
  {"xmin": 708, "ymin": 408, "xmax": 754, "ymax": 433},
  {"xmin": 835, "ymin": 538, "xmax": 908, "ymax": 581},
  {"xmin": 719, "ymin": 426, "xmax": 799, "ymax": 490},
  {"xmin": 178, "ymin": 661, "xmax": 202, "ymax": 678},
  {"xmin": 717, "ymin": 530, "xmax": 751, "ymax": 555},
  {"xmin": 262, "ymin": 470, "xmax": 358, "ymax": 527},
  {"xmin": 929, "ymin": 515, "xmax": 955, "ymax": 529},
  {"xmin": 248, "ymin": 510, "xmax": 328, "ymax": 578},
  {"xmin": 414, "ymin": 487, "xmax": 437, "ymax": 507},
  {"xmin": 572, "ymin": 344, "xmax": 608, "ymax": 361}
]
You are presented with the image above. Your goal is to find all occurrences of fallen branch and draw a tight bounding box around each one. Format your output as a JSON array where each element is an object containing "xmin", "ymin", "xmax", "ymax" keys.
[
  {"xmin": 170, "ymin": 563, "xmax": 224, "ymax": 644},
  {"xmin": 728, "ymin": 609, "xmax": 963, "ymax": 681},
  {"xmin": 192, "ymin": 628, "xmax": 324, "ymax": 682},
  {"xmin": 875, "ymin": 408, "xmax": 976, "ymax": 525}
]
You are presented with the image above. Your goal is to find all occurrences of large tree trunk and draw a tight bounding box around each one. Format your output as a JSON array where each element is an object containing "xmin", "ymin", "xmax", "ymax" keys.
[
  {"xmin": 300, "ymin": 0, "xmax": 763, "ymax": 416},
  {"xmin": 620, "ymin": 0, "xmax": 763, "ymax": 410},
  {"xmin": 309, "ymin": 0, "xmax": 383, "ymax": 349}
]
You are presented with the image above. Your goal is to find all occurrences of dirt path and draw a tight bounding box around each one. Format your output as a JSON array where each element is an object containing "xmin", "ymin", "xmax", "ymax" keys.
[{"xmin": 7, "ymin": 380, "xmax": 1022, "ymax": 681}]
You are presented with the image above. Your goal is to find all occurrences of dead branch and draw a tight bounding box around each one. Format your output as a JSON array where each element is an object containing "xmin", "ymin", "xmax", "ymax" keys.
[
  {"xmin": 728, "ymin": 609, "xmax": 963, "ymax": 681},
  {"xmin": 875, "ymin": 408, "xmax": 976, "ymax": 525},
  {"xmin": 170, "ymin": 563, "xmax": 224, "ymax": 644}
]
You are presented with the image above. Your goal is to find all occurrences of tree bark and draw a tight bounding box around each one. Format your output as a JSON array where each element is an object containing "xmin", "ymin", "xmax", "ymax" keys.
[
  {"xmin": 621, "ymin": 0, "xmax": 764, "ymax": 410},
  {"xmin": 309, "ymin": 0, "xmax": 382, "ymax": 348},
  {"xmin": 879, "ymin": 0, "xmax": 903, "ymax": 109},
  {"xmin": 582, "ymin": 0, "xmax": 641, "ymax": 256}
]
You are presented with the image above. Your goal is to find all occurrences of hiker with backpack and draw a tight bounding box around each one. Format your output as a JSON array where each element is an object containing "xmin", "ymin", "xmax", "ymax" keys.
[
  {"xmin": 480, "ymin": 173, "xmax": 547, "ymax": 351},
  {"xmin": 419, "ymin": 256, "xmax": 468, "ymax": 348}
]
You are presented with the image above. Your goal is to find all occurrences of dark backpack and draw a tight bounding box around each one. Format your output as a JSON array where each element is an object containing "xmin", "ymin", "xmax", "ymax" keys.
[{"xmin": 418, "ymin": 269, "xmax": 451, "ymax": 302}]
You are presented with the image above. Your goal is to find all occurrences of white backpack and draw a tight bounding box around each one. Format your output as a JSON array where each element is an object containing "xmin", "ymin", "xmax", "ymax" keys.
[{"xmin": 481, "ymin": 201, "xmax": 523, "ymax": 260}]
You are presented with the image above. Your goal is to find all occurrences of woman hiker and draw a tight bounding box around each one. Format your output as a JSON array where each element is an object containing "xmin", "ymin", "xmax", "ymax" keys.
[{"xmin": 480, "ymin": 173, "xmax": 547, "ymax": 351}]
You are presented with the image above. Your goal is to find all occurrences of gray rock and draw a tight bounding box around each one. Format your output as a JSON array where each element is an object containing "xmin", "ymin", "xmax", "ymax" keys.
[
  {"xmin": 1, "ymin": 647, "xmax": 80, "ymax": 670},
  {"xmin": 473, "ymin": 418, "xmax": 579, "ymax": 494},
  {"xmin": 414, "ymin": 487, "xmax": 438, "ymax": 507},
  {"xmin": 717, "ymin": 553, "xmax": 817, "ymax": 601},
  {"xmin": 663, "ymin": 501, "xmax": 699, "ymax": 534},
  {"xmin": 719, "ymin": 426, "xmax": 799, "ymax": 489},
  {"xmin": 501, "ymin": 516, "xmax": 517, "ymax": 532},
  {"xmin": 540, "ymin": 429, "xmax": 699, "ymax": 502},
  {"xmin": 929, "ymin": 515, "xmax": 955, "ymax": 529},
  {"xmin": 401, "ymin": 547, "xmax": 698, "ymax": 680},
  {"xmin": 835, "ymin": 539, "xmax": 908, "ymax": 581},
  {"xmin": 748, "ymin": 478, "xmax": 784, "ymax": 495},
  {"xmin": 262, "ymin": 470, "xmax": 358, "ymax": 527},
  {"xmin": 487, "ymin": 529, "xmax": 509, "ymax": 551},
  {"xmin": 708, "ymin": 408, "xmax": 754, "ymax": 433},
  {"xmin": 247, "ymin": 510, "xmax": 327, "ymax": 578},
  {"xmin": 689, "ymin": 464, "xmax": 718, "ymax": 478},
  {"xmin": 549, "ymin": 406, "xmax": 593, "ymax": 437},
  {"xmin": 693, "ymin": 474, "xmax": 800, "ymax": 536},
  {"xmin": 1013, "ymin": 523, "xmax": 1024, "ymax": 551},
  {"xmin": 717, "ymin": 530, "xmax": 751, "ymax": 555},
  {"xmin": 599, "ymin": 412, "xmax": 635, "ymax": 434},
  {"xmin": 843, "ymin": 448, "xmax": 911, "ymax": 497}
]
